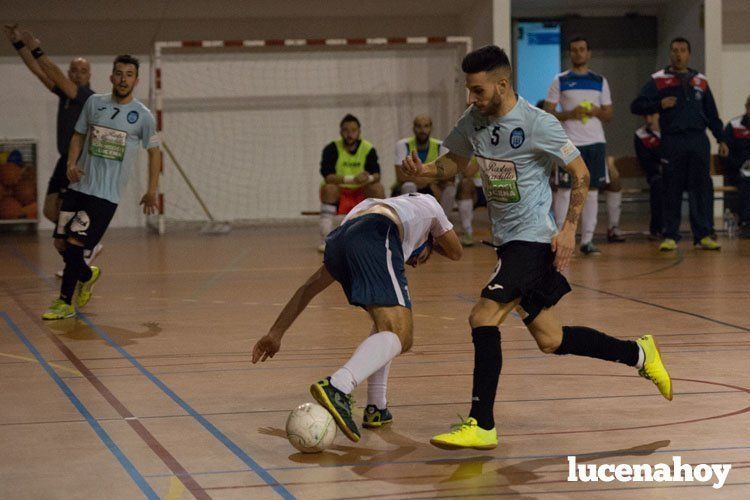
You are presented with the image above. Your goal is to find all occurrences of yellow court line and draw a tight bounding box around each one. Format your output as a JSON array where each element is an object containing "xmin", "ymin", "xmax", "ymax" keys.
[
  {"xmin": 163, "ymin": 476, "xmax": 186, "ymax": 500},
  {"xmin": 0, "ymin": 352, "xmax": 82, "ymax": 376}
]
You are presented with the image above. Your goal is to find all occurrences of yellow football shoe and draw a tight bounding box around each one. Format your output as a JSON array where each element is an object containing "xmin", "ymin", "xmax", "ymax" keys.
[
  {"xmin": 76, "ymin": 266, "xmax": 100, "ymax": 308},
  {"xmin": 430, "ymin": 416, "xmax": 497, "ymax": 450},
  {"xmin": 636, "ymin": 335, "xmax": 673, "ymax": 401}
]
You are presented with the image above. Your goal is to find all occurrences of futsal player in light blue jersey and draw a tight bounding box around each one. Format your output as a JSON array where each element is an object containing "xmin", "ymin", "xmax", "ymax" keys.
[
  {"xmin": 43, "ymin": 55, "xmax": 161, "ymax": 320},
  {"xmin": 401, "ymin": 46, "xmax": 673, "ymax": 450}
]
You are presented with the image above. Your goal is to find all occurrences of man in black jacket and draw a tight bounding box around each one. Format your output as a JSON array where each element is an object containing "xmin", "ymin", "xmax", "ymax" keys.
[
  {"xmin": 631, "ymin": 37, "xmax": 723, "ymax": 251},
  {"xmin": 719, "ymin": 94, "xmax": 750, "ymax": 238},
  {"xmin": 634, "ymin": 113, "xmax": 663, "ymax": 239}
]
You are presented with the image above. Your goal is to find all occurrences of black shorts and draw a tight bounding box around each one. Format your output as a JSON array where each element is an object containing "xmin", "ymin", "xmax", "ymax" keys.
[
  {"xmin": 46, "ymin": 156, "xmax": 70, "ymax": 195},
  {"xmin": 557, "ymin": 143, "xmax": 607, "ymax": 189},
  {"xmin": 475, "ymin": 186, "xmax": 487, "ymax": 207},
  {"xmin": 481, "ymin": 241, "xmax": 571, "ymax": 324},
  {"xmin": 54, "ymin": 190, "xmax": 117, "ymax": 250},
  {"xmin": 324, "ymin": 214, "xmax": 411, "ymax": 309}
]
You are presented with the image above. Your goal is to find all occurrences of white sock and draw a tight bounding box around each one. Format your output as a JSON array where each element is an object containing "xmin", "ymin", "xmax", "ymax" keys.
[
  {"xmin": 329, "ymin": 331, "xmax": 402, "ymax": 394},
  {"xmin": 581, "ymin": 191, "xmax": 599, "ymax": 245},
  {"xmin": 366, "ymin": 361, "xmax": 391, "ymax": 409},
  {"xmin": 457, "ymin": 199, "xmax": 473, "ymax": 235},
  {"xmin": 320, "ymin": 203, "xmax": 336, "ymax": 239},
  {"xmin": 606, "ymin": 190, "xmax": 622, "ymax": 229},
  {"xmin": 440, "ymin": 184, "xmax": 457, "ymax": 217},
  {"xmin": 553, "ymin": 189, "xmax": 570, "ymax": 230},
  {"xmin": 635, "ymin": 344, "xmax": 644, "ymax": 369},
  {"xmin": 401, "ymin": 181, "xmax": 417, "ymax": 194}
]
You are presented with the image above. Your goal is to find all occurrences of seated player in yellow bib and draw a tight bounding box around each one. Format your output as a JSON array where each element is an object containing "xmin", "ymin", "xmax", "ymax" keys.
[{"xmin": 319, "ymin": 114, "xmax": 385, "ymax": 252}]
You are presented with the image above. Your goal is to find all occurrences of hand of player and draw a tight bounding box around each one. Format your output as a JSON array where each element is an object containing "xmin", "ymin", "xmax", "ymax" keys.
[
  {"xmin": 354, "ymin": 171, "xmax": 370, "ymax": 184},
  {"xmin": 718, "ymin": 142, "xmax": 729, "ymax": 157},
  {"xmin": 252, "ymin": 333, "xmax": 281, "ymax": 363},
  {"xmin": 3, "ymin": 23, "xmax": 20, "ymax": 43},
  {"xmin": 140, "ymin": 191, "xmax": 159, "ymax": 214},
  {"xmin": 569, "ymin": 106, "xmax": 586, "ymax": 120},
  {"xmin": 19, "ymin": 30, "xmax": 40, "ymax": 50},
  {"xmin": 401, "ymin": 150, "xmax": 424, "ymax": 177},
  {"xmin": 66, "ymin": 163, "xmax": 83, "ymax": 182},
  {"xmin": 660, "ymin": 96, "xmax": 677, "ymax": 110},
  {"xmin": 587, "ymin": 104, "xmax": 601, "ymax": 118},
  {"xmin": 551, "ymin": 225, "xmax": 576, "ymax": 272}
]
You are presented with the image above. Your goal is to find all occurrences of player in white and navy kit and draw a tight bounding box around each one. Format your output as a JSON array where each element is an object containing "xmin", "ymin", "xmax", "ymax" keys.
[
  {"xmin": 545, "ymin": 36, "xmax": 624, "ymax": 254},
  {"xmin": 402, "ymin": 46, "xmax": 673, "ymax": 450},
  {"xmin": 42, "ymin": 55, "xmax": 162, "ymax": 320},
  {"xmin": 251, "ymin": 193, "xmax": 462, "ymax": 442}
]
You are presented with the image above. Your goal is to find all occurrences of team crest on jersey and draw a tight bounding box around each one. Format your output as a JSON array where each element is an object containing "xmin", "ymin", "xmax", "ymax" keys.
[
  {"xmin": 509, "ymin": 127, "xmax": 525, "ymax": 149},
  {"xmin": 127, "ymin": 110, "xmax": 139, "ymax": 124}
]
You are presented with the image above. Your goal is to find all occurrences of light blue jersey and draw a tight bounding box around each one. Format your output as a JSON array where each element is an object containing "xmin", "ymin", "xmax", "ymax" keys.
[
  {"xmin": 444, "ymin": 97, "xmax": 580, "ymax": 246},
  {"xmin": 71, "ymin": 93, "xmax": 159, "ymax": 204}
]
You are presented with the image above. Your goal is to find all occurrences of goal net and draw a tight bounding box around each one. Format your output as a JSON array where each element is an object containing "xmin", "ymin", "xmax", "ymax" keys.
[{"xmin": 148, "ymin": 37, "xmax": 470, "ymax": 233}]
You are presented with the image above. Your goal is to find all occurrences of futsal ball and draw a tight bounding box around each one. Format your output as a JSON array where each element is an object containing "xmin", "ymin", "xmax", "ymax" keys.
[{"xmin": 285, "ymin": 402, "xmax": 337, "ymax": 453}]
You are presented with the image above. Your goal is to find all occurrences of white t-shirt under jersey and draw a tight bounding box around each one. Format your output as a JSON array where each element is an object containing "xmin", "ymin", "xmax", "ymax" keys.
[
  {"xmin": 344, "ymin": 193, "xmax": 453, "ymax": 260},
  {"xmin": 546, "ymin": 70, "xmax": 611, "ymax": 146}
]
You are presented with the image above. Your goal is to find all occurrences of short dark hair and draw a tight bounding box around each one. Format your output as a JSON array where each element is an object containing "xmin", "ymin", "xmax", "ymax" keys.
[
  {"xmin": 113, "ymin": 54, "xmax": 140, "ymax": 76},
  {"xmin": 568, "ymin": 36, "xmax": 590, "ymax": 50},
  {"xmin": 461, "ymin": 45, "xmax": 511, "ymax": 74},
  {"xmin": 340, "ymin": 114, "xmax": 360, "ymax": 128},
  {"xmin": 670, "ymin": 37, "xmax": 691, "ymax": 53}
]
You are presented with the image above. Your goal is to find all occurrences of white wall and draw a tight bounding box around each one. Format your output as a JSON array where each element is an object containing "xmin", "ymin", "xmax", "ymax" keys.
[
  {"xmin": 720, "ymin": 44, "xmax": 750, "ymax": 121},
  {"xmin": 0, "ymin": 55, "xmax": 151, "ymax": 230}
]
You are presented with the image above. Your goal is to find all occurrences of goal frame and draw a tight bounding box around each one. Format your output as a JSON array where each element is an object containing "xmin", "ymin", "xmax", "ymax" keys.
[{"xmin": 148, "ymin": 35, "xmax": 473, "ymax": 235}]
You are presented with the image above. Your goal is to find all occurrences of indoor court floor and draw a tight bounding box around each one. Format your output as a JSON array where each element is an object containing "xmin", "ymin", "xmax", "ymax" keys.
[{"xmin": 1, "ymin": 216, "xmax": 749, "ymax": 499}]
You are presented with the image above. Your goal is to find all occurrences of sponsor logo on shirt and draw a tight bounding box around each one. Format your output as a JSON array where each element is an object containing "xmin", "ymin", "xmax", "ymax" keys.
[
  {"xmin": 127, "ymin": 110, "xmax": 139, "ymax": 124},
  {"xmin": 561, "ymin": 140, "xmax": 576, "ymax": 157}
]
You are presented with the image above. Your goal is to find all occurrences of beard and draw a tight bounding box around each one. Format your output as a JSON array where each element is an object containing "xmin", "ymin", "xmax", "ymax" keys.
[
  {"xmin": 113, "ymin": 85, "xmax": 132, "ymax": 98},
  {"xmin": 478, "ymin": 96, "xmax": 502, "ymax": 116}
]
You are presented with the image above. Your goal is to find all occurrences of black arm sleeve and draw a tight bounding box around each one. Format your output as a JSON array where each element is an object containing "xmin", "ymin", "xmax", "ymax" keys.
[
  {"xmin": 364, "ymin": 148, "xmax": 380, "ymax": 174},
  {"xmin": 723, "ymin": 123, "xmax": 733, "ymax": 146},
  {"xmin": 630, "ymin": 80, "xmax": 660, "ymax": 116},
  {"xmin": 703, "ymin": 86, "xmax": 724, "ymax": 142},
  {"xmin": 319, "ymin": 142, "xmax": 338, "ymax": 178},
  {"xmin": 50, "ymin": 85, "xmax": 66, "ymax": 98}
]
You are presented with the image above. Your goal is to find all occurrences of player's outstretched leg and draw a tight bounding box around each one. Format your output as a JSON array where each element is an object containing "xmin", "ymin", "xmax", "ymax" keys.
[{"xmin": 528, "ymin": 309, "xmax": 673, "ymax": 401}]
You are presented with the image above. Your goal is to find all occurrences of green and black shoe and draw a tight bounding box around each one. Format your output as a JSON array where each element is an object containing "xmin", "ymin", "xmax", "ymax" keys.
[
  {"xmin": 362, "ymin": 404, "xmax": 393, "ymax": 429},
  {"xmin": 310, "ymin": 377, "xmax": 360, "ymax": 442}
]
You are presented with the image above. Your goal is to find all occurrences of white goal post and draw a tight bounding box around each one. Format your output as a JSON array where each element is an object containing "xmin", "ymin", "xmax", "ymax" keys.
[{"xmin": 147, "ymin": 36, "xmax": 472, "ymax": 234}]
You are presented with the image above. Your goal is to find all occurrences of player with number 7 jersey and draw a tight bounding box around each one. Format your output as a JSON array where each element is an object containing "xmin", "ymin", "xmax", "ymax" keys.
[{"xmin": 43, "ymin": 55, "xmax": 162, "ymax": 321}]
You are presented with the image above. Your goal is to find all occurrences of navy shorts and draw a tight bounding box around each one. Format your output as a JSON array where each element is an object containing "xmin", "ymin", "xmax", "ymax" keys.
[
  {"xmin": 481, "ymin": 241, "xmax": 571, "ymax": 325},
  {"xmin": 54, "ymin": 190, "xmax": 117, "ymax": 250},
  {"xmin": 324, "ymin": 214, "xmax": 411, "ymax": 309},
  {"xmin": 557, "ymin": 142, "xmax": 607, "ymax": 189},
  {"xmin": 46, "ymin": 155, "xmax": 70, "ymax": 195}
]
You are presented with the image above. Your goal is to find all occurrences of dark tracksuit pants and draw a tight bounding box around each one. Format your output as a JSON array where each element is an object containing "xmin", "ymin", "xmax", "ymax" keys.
[{"xmin": 661, "ymin": 131, "xmax": 713, "ymax": 243}]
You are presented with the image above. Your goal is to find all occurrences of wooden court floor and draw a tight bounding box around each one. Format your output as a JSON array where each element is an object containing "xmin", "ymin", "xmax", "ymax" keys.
[{"xmin": 1, "ymin": 218, "xmax": 749, "ymax": 499}]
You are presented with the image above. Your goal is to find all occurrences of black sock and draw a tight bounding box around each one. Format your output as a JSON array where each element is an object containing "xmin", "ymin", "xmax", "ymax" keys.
[
  {"xmin": 468, "ymin": 326, "xmax": 501, "ymax": 430},
  {"xmin": 60, "ymin": 245, "xmax": 92, "ymax": 304},
  {"xmin": 554, "ymin": 326, "xmax": 639, "ymax": 366}
]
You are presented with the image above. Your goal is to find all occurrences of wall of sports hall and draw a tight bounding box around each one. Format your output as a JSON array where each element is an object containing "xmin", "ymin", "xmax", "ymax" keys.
[{"xmin": 0, "ymin": 0, "xmax": 746, "ymax": 229}]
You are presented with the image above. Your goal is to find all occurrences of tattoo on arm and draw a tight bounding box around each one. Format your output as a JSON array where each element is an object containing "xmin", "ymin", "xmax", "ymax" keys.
[
  {"xmin": 565, "ymin": 171, "xmax": 590, "ymax": 225},
  {"xmin": 435, "ymin": 162, "xmax": 446, "ymax": 178}
]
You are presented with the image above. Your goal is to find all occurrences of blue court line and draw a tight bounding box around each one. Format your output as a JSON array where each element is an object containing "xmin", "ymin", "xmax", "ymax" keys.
[
  {"xmin": 0, "ymin": 312, "xmax": 158, "ymax": 499},
  {"xmin": 6, "ymin": 246, "xmax": 295, "ymax": 499},
  {"xmin": 76, "ymin": 313, "xmax": 295, "ymax": 500}
]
